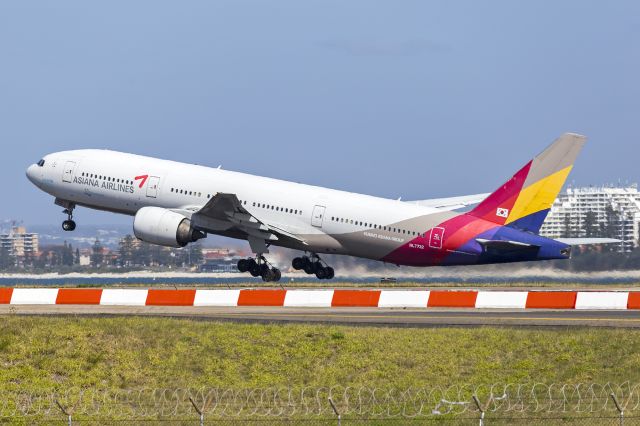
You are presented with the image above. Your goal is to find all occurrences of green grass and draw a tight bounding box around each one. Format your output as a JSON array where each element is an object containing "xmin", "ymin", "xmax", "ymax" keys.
[{"xmin": 1, "ymin": 316, "xmax": 639, "ymax": 393}]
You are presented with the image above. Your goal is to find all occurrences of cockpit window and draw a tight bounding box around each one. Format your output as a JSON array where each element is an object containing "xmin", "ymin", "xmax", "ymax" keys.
[{"xmin": 37, "ymin": 159, "xmax": 45, "ymax": 167}]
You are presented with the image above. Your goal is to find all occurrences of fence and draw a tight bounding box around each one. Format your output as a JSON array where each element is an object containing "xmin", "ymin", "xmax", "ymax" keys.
[{"xmin": 2, "ymin": 383, "xmax": 640, "ymax": 424}]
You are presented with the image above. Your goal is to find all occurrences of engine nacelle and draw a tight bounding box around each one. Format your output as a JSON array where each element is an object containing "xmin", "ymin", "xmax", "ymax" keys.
[{"xmin": 133, "ymin": 207, "xmax": 205, "ymax": 248}]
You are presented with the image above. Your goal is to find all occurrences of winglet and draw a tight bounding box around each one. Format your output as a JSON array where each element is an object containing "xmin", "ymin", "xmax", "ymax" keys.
[{"xmin": 469, "ymin": 133, "xmax": 586, "ymax": 234}]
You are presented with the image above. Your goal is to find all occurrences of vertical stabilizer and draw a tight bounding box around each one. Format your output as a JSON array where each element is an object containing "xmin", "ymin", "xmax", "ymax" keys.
[{"xmin": 469, "ymin": 133, "xmax": 586, "ymax": 234}]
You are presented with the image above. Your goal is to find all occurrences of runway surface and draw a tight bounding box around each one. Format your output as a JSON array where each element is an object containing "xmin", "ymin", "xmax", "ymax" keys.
[{"xmin": 2, "ymin": 305, "xmax": 640, "ymax": 327}]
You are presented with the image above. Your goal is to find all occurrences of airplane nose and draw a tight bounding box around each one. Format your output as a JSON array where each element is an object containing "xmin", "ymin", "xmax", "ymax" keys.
[{"xmin": 26, "ymin": 164, "xmax": 39, "ymax": 185}]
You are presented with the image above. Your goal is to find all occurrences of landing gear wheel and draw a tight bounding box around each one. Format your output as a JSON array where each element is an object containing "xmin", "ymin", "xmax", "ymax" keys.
[
  {"xmin": 261, "ymin": 268, "xmax": 275, "ymax": 282},
  {"xmin": 315, "ymin": 267, "xmax": 327, "ymax": 280},
  {"xmin": 242, "ymin": 254, "xmax": 281, "ymax": 282},
  {"xmin": 249, "ymin": 263, "xmax": 262, "ymax": 277},
  {"xmin": 62, "ymin": 220, "xmax": 76, "ymax": 232},
  {"xmin": 296, "ymin": 253, "xmax": 335, "ymax": 280},
  {"xmin": 303, "ymin": 261, "xmax": 317, "ymax": 275},
  {"xmin": 272, "ymin": 268, "xmax": 281, "ymax": 282},
  {"xmin": 324, "ymin": 267, "xmax": 335, "ymax": 280},
  {"xmin": 292, "ymin": 257, "xmax": 304, "ymax": 270},
  {"xmin": 237, "ymin": 259, "xmax": 249, "ymax": 273},
  {"xmin": 260, "ymin": 263, "xmax": 270, "ymax": 275}
]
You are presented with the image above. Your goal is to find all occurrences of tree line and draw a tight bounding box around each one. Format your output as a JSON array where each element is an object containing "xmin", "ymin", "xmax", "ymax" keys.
[{"xmin": 0, "ymin": 235, "xmax": 204, "ymax": 272}]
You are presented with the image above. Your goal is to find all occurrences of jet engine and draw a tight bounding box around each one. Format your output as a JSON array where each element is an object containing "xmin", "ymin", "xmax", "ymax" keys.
[{"xmin": 133, "ymin": 207, "xmax": 205, "ymax": 248}]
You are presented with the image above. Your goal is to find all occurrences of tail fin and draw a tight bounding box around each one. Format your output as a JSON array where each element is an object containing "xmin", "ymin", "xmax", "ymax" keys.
[{"xmin": 469, "ymin": 132, "xmax": 586, "ymax": 234}]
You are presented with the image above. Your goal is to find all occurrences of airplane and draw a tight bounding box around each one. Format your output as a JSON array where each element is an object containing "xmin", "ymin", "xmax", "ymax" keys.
[{"xmin": 26, "ymin": 133, "xmax": 616, "ymax": 281}]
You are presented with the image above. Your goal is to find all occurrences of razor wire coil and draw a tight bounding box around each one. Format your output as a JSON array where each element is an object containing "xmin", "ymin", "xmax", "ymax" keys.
[{"xmin": 1, "ymin": 383, "xmax": 639, "ymax": 419}]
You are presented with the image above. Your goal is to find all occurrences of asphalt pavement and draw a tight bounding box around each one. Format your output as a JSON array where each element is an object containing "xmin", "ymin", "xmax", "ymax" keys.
[{"xmin": 1, "ymin": 305, "xmax": 640, "ymax": 328}]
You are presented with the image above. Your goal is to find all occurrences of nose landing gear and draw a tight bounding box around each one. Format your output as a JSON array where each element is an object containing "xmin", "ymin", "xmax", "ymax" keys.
[
  {"xmin": 62, "ymin": 208, "xmax": 76, "ymax": 231},
  {"xmin": 237, "ymin": 256, "xmax": 282, "ymax": 282},
  {"xmin": 292, "ymin": 254, "xmax": 334, "ymax": 280}
]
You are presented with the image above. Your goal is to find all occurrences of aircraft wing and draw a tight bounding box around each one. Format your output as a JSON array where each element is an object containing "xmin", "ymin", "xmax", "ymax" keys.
[
  {"xmin": 188, "ymin": 193, "xmax": 307, "ymax": 246},
  {"xmin": 408, "ymin": 193, "xmax": 490, "ymax": 211}
]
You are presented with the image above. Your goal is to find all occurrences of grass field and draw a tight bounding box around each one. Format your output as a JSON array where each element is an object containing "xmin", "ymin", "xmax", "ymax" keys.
[{"xmin": 1, "ymin": 315, "xmax": 639, "ymax": 393}]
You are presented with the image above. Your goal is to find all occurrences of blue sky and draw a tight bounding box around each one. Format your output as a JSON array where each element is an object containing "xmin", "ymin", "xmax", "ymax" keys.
[{"xmin": 1, "ymin": 1, "xmax": 638, "ymax": 226}]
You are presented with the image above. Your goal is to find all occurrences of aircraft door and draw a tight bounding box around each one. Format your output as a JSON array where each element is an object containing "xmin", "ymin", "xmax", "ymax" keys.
[
  {"xmin": 62, "ymin": 161, "xmax": 76, "ymax": 183},
  {"xmin": 146, "ymin": 176, "xmax": 160, "ymax": 198},
  {"xmin": 311, "ymin": 205, "xmax": 326, "ymax": 228}
]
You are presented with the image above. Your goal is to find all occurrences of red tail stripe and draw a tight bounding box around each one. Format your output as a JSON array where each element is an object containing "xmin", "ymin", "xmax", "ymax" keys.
[
  {"xmin": 470, "ymin": 160, "xmax": 533, "ymax": 222},
  {"xmin": 146, "ymin": 289, "xmax": 196, "ymax": 306},
  {"xmin": 56, "ymin": 289, "xmax": 103, "ymax": 305},
  {"xmin": 428, "ymin": 291, "xmax": 478, "ymax": 307},
  {"xmin": 0, "ymin": 288, "xmax": 13, "ymax": 304},
  {"xmin": 332, "ymin": 290, "xmax": 381, "ymax": 307},
  {"xmin": 525, "ymin": 291, "xmax": 577, "ymax": 309},
  {"xmin": 238, "ymin": 289, "xmax": 287, "ymax": 306}
]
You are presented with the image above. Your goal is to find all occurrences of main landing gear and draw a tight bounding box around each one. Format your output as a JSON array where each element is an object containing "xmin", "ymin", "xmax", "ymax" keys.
[
  {"xmin": 237, "ymin": 256, "xmax": 282, "ymax": 282},
  {"xmin": 292, "ymin": 254, "xmax": 335, "ymax": 280},
  {"xmin": 62, "ymin": 207, "xmax": 76, "ymax": 231}
]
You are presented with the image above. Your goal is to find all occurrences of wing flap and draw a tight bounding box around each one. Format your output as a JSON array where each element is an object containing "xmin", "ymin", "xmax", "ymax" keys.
[{"xmin": 191, "ymin": 193, "xmax": 306, "ymax": 245}]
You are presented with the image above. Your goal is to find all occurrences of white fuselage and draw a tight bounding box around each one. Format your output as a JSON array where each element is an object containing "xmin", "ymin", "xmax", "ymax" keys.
[{"xmin": 26, "ymin": 150, "xmax": 442, "ymax": 261}]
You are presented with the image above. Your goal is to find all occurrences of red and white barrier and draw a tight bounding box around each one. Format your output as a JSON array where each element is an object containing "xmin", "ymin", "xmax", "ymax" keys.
[{"xmin": 1, "ymin": 288, "xmax": 640, "ymax": 309}]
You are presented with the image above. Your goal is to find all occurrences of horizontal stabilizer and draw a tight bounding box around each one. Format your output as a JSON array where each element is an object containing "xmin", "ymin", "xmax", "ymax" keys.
[
  {"xmin": 555, "ymin": 238, "xmax": 621, "ymax": 246},
  {"xmin": 476, "ymin": 238, "xmax": 540, "ymax": 253},
  {"xmin": 409, "ymin": 193, "xmax": 490, "ymax": 211}
]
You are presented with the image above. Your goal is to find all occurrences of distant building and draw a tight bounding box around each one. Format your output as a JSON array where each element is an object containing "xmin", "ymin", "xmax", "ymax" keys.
[
  {"xmin": 0, "ymin": 226, "xmax": 39, "ymax": 258},
  {"xmin": 200, "ymin": 248, "xmax": 240, "ymax": 272},
  {"xmin": 78, "ymin": 248, "xmax": 92, "ymax": 266},
  {"xmin": 540, "ymin": 185, "xmax": 640, "ymax": 252}
]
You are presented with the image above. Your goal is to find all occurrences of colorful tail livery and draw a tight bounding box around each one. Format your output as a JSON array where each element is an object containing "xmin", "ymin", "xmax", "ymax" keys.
[
  {"xmin": 383, "ymin": 133, "xmax": 614, "ymax": 267},
  {"xmin": 469, "ymin": 133, "xmax": 585, "ymax": 233}
]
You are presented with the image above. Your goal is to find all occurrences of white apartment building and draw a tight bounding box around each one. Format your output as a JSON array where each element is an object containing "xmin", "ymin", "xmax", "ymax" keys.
[
  {"xmin": 0, "ymin": 226, "xmax": 39, "ymax": 258},
  {"xmin": 540, "ymin": 185, "xmax": 640, "ymax": 252}
]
